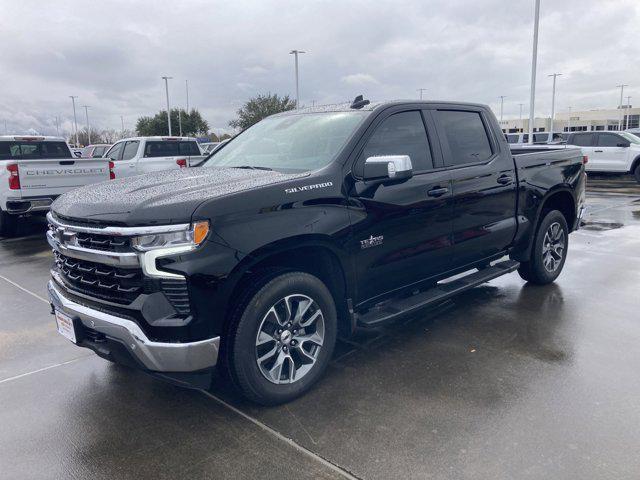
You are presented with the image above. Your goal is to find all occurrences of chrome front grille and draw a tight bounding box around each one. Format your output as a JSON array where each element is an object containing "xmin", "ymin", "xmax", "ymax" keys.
[
  {"xmin": 75, "ymin": 232, "xmax": 130, "ymax": 252},
  {"xmin": 54, "ymin": 251, "xmax": 143, "ymax": 303},
  {"xmin": 48, "ymin": 212, "xmax": 192, "ymax": 317}
]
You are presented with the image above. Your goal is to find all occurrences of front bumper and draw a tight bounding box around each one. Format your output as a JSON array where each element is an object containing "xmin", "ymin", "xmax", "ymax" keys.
[{"xmin": 48, "ymin": 280, "xmax": 220, "ymax": 374}]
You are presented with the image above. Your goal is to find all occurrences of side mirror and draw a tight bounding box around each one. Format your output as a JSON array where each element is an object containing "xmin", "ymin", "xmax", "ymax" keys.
[
  {"xmin": 617, "ymin": 142, "xmax": 630, "ymax": 148},
  {"xmin": 363, "ymin": 155, "xmax": 413, "ymax": 183}
]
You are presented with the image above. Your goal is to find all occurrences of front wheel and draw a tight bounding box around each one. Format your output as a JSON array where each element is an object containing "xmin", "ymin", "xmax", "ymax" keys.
[
  {"xmin": 517, "ymin": 209, "xmax": 569, "ymax": 285},
  {"xmin": 226, "ymin": 271, "xmax": 337, "ymax": 405}
]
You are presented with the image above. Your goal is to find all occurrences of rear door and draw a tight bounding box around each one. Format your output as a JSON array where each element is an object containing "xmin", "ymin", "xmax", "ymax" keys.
[
  {"xmin": 592, "ymin": 133, "xmax": 630, "ymax": 172},
  {"xmin": 432, "ymin": 107, "xmax": 517, "ymax": 268},
  {"xmin": 349, "ymin": 109, "xmax": 453, "ymax": 304}
]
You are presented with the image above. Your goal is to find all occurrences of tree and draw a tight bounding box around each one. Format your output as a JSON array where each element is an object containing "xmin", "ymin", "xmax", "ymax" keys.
[
  {"xmin": 229, "ymin": 93, "xmax": 295, "ymax": 130},
  {"xmin": 135, "ymin": 109, "xmax": 209, "ymax": 137}
]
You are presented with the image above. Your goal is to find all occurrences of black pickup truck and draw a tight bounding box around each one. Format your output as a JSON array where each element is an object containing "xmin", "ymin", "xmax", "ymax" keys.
[{"xmin": 47, "ymin": 98, "xmax": 586, "ymax": 404}]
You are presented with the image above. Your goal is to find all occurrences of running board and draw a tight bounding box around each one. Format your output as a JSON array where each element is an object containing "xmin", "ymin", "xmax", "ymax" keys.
[{"xmin": 356, "ymin": 259, "xmax": 520, "ymax": 328}]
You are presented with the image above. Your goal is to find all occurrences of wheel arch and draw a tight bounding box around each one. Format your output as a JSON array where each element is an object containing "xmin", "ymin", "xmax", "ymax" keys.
[{"xmin": 223, "ymin": 235, "xmax": 355, "ymax": 338}]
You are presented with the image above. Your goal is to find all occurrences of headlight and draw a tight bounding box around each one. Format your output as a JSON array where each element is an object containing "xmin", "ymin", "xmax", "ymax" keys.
[{"xmin": 131, "ymin": 221, "xmax": 209, "ymax": 251}]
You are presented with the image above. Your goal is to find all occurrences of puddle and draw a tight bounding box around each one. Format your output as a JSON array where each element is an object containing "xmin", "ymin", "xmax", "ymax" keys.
[{"xmin": 580, "ymin": 220, "xmax": 625, "ymax": 231}]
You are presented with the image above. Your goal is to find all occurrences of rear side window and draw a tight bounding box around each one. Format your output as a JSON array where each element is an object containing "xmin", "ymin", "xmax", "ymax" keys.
[
  {"xmin": 0, "ymin": 141, "xmax": 72, "ymax": 160},
  {"xmin": 506, "ymin": 134, "xmax": 519, "ymax": 143},
  {"xmin": 92, "ymin": 146, "xmax": 107, "ymax": 157},
  {"xmin": 570, "ymin": 133, "xmax": 594, "ymax": 147},
  {"xmin": 358, "ymin": 111, "xmax": 433, "ymax": 174},
  {"xmin": 435, "ymin": 110, "xmax": 493, "ymax": 166},
  {"xmin": 597, "ymin": 133, "xmax": 623, "ymax": 147}
]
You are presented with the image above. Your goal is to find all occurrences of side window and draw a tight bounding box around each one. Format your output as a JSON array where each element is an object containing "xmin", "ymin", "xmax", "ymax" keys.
[
  {"xmin": 506, "ymin": 134, "xmax": 519, "ymax": 143},
  {"xmin": 106, "ymin": 142, "xmax": 125, "ymax": 160},
  {"xmin": 597, "ymin": 133, "xmax": 623, "ymax": 147},
  {"xmin": 570, "ymin": 133, "xmax": 594, "ymax": 147},
  {"xmin": 358, "ymin": 111, "xmax": 433, "ymax": 175},
  {"xmin": 92, "ymin": 146, "xmax": 106, "ymax": 158},
  {"xmin": 435, "ymin": 110, "xmax": 493, "ymax": 166},
  {"xmin": 122, "ymin": 141, "xmax": 140, "ymax": 160}
]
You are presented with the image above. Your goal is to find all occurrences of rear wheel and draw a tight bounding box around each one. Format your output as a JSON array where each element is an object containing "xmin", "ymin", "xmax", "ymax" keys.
[
  {"xmin": 517, "ymin": 209, "xmax": 568, "ymax": 285},
  {"xmin": 226, "ymin": 271, "xmax": 337, "ymax": 405},
  {"xmin": 633, "ymin": 163, "xmax": 640, "ymax": 184},
  {"xmin": 0, "ymin": 209, "xmax": 18, "ymax": 237}
]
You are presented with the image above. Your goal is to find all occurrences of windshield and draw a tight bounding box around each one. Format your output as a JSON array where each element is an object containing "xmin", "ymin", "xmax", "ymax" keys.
[
  {"xmin": 203, "ymin": 112, "xmax": 367, "ymax": 172},
  {"xmin": 620, "ymin": 132, "xmax": 640, "ymax": 144}
]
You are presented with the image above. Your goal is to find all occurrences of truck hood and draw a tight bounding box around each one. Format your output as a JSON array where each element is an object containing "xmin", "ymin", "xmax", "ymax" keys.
[{"xmin": 52, "ymin": 167, "xmax": 306, "ymax": 225}]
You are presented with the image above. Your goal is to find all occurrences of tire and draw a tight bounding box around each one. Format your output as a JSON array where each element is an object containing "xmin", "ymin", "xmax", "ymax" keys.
[
  {"xmin": 517, "ymin": 209, "xmax": 569, "ymax": 285},
  {"xmin": 226, "ymin": 271, "xmax": 337, "ymax": 405},
  {"xmin": 0, "ymin": 209, "xmax": 18, "ymax": 237},
  {"xmin": 633, "ymin": 162, "xmax": 640, "ymax": 184}
]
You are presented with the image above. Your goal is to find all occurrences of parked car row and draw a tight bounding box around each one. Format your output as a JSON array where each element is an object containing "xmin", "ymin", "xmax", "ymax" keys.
[
  {"xmin": 0, "ymin": 135, "xmax": 209, "ymax": 236},
  {"xmin": 505, "ymin": 130, "xmax": 640, "ymax": 183}
]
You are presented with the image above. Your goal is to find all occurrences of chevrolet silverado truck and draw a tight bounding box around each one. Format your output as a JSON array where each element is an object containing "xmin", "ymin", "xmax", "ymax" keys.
[
  {"xmin": 47, "ymin": 98, "xmax": 586, "ymax": 405},
  {"xmin": 0, "ymin": 136, "xmax": 111, "ymax": 236}
]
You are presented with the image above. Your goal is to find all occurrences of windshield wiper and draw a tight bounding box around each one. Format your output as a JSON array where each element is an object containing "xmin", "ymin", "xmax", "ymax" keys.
[{"xmin": 232, "ymin": 165, "xmax": 273, "ymax": 171}]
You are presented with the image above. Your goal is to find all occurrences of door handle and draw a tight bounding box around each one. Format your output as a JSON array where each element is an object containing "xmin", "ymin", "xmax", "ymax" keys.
[
  {"xmin": 427, "ymin": 187, "xmax": 449, "ymax": 197},
  {"xmin": 594, "ymin": 150, "xmax": 603, "ymax": 153},
  {"xmin": 497, "ymin": 175, "xmax": 514, "ymax": 185}
]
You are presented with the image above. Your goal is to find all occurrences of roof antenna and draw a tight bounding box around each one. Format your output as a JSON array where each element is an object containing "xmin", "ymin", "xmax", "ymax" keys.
[{"xmin": 350, "ymin": 95, "xmax": 370, "ymax": 109}]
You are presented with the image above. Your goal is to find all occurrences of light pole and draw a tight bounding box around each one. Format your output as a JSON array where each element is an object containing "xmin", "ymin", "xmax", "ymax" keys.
[
  {"xmin": 69, "ymin": 96, "xmax": 79, "ymax": 146},
  {"xmin": 625, "ymin": 95, "xmax": 632, "ymax": 130},
  {"xmin": 499, "ymin": 96, "xmax": 506, "ymax": 123},
  {"xmin": 616, "ymin": 84, "xmax": 628, "ymax": 131},
  {"xmin": 162, "ymin": 76, "xmax": 173, "ymax": 136},
  {"xmin": 55, "ymin": 116, "xmax": 60, "ymax": 136},
  {"xmin": 417, "ymin": 88, "xmax": 427, "ymax": 100},
  {"xmin": 185, "ymin": 79, "xmax": 190, "ymax": 113},
  {"xmin": 528, "ymin": 0, "xmax": 541, "ymax": 144},
  {"xmin": 289, "ymin": 50, "xmax": 305, "ymax": 108},
  {"xmin": 120, "ymin": 115, "xmax": 125, "ymax": 134},
  {"xmin": 518, "ymin": 103, "xmax": 524, "ymax": 131},
  {"xmin": 82, "ymin": 105, "xmax": 91, "ymax": 144},
  {"xmin": 178, "ymin": 109, "xmax": 183, "ymax": 137},
  {"xmin": 548, "ymin": 73, "xmax": 562, "ymax": 134}
]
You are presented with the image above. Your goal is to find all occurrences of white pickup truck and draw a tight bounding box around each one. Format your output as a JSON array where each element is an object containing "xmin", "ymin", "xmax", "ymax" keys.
[
  {"xmin": 103, "ymin": 136, "xmax": 206, "ymax": 178},
  {"xmin": 0, "ymin": 136, "xmax": 111, "ymax": 236}
]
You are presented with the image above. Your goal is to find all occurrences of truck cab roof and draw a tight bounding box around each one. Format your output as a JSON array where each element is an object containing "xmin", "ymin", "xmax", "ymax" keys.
[{"xmin": 0, "ymin": 135, "xmax": 67, "ymax": 142}]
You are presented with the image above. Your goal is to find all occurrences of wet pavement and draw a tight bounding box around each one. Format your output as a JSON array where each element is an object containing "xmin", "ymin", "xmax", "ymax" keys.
[{"xmin": 1, "ymin": 174, "xmax": 639, "ymax": 479}]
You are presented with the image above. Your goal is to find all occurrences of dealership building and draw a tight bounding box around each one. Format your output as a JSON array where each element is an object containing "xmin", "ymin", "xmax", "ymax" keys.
[{"xmin": 499, "ymin": 106, "xmax": 640, "ymax": 133}]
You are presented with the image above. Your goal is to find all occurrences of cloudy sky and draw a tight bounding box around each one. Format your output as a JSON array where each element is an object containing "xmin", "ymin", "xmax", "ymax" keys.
[{"xmin": 1, "ymin": 0, "xmax": 638, "ymax": 136}]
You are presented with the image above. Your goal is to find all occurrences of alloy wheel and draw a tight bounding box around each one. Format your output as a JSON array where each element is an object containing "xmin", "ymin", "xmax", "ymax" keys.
[
  {"xmin": 255, "ymin": 294, "xmax": 325, "ymax": 384},
  {"xmin": 542, "ymin": 221, "xmax": 565, "ymax": 272}
]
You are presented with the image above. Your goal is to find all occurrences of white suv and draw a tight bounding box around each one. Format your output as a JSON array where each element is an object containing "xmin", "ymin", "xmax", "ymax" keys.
[
  {"xmin": 567, "ymin": 131, "xmax": 640, "ymax": 183},
  {"xmin": 104, "ymin": 137, "xmax": 205, "ymax": 179}
]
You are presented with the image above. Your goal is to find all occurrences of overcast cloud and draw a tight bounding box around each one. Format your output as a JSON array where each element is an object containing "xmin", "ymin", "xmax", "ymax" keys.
[{"xmin": 1, "ymin": 0, "xmax": 638, "ymax": 136}]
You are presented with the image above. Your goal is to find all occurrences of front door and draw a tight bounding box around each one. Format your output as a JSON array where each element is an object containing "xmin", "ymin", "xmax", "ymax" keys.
[
  {"xmin": 592, "ymin": 133, "xmax": 630, "ymax": 172},
  {"xmin": 348, "ymin": 109, "xmax": 454, "ymax": 305},
  {"xmin": 431, "ymin": 107, "xmax": 517, "ymax": 268}
]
